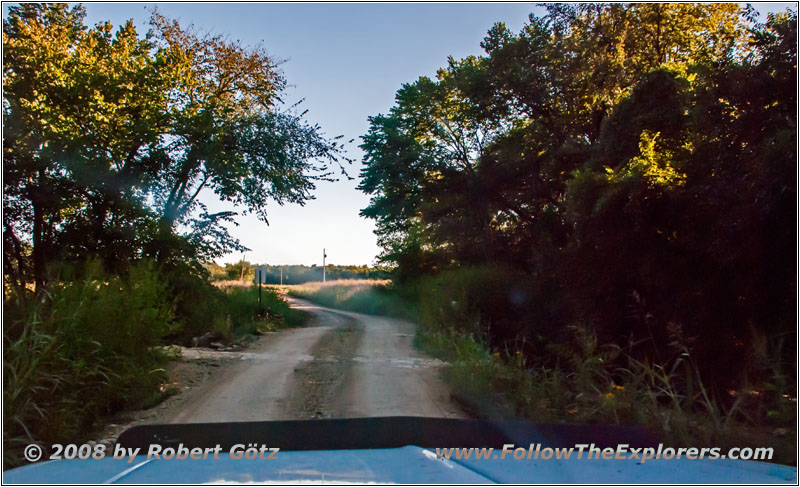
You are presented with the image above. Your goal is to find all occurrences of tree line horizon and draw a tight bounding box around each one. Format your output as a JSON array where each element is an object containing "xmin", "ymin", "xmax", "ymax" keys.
[{"xmin": 207, "ymin": 261, "xmax": 392, "ymax": 283}]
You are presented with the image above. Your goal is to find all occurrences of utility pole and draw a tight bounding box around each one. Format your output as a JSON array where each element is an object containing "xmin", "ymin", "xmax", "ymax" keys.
[
  {"xmin": 280, "ymin": 267, "xmax": 283, "ymax": 286},
  {"xmin": 323, "ymin": 248, "xmax": 327, "ymax": 282},
  {"xmin": 240, "ymin": 254, "xmax": 246, "ymax": 282}
]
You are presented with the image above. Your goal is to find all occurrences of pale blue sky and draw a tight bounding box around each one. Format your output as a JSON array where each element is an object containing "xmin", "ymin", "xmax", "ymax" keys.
[{"xmin": 21, "ymin": 3, "xmax": 799, "ymax": 266}]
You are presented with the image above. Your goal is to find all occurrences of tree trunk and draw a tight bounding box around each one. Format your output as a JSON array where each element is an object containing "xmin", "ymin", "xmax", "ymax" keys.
[
  {"xmin": 3, "ymin": 223, "xmax": 26, "ymax": 289},
  {"xmin": 32, "ymin": 200, "xmax": 45, "ymax": 292}
]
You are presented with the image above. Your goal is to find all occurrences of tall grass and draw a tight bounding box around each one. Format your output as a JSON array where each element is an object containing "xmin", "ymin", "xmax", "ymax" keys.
[
  {"xmin": 417, "ymin": 324, "xmax": 796, "ymax": 463},
  {"xmin": 3, "ymin": 265, "xmax": 308, "ymax": 469},
  {"xmin": 219, "ymin": 284, "xmax": 308, "ymax": 335},
  {"xmin": 414, "ymin": 268, "xmax": 797, "ymax": 465},
  {"xmin": 3, "ymin": 262, "xmax": 172, "ymax": 468}
]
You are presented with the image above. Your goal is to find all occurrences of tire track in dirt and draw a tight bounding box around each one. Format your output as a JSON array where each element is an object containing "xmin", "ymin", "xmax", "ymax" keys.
[
  {"xmin": 162, "ymin": 301, "xmax": 349, "ymax": 423},
  {"xmin": 109, "ymin": 297, "xmax": 464, "ymax": 427},
  {"xmin": 285, "ymin": 318, "xmax": 364, "ymax": 419}
]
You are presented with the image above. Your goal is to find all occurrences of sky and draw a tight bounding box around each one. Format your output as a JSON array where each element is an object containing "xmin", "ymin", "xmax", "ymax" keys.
[{"xmin": 33, "ymin": 2, "xmax": 800, "ymax": 266}]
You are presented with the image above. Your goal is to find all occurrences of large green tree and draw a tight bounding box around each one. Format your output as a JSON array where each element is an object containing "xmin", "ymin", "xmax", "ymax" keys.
[
  {"xmin": 360, "ymin": 3, "xmax": 751, "ymax": 274},
  {"xmin": 3, "ymin": 4, "xmax": 349, "ymax": 290}
]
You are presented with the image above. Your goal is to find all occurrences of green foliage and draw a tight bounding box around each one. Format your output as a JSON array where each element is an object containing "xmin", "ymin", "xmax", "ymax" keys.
[
  {"xmin": 223, "ymin": 261, "xmax": 256, "ymax": 282},
  {"xmin": 359, "ymin": 3, "xmax": 796, "ymax": 409},
  {"xmin": 158, "ymin": 264, "xmax": 308, "ymax": 343},
  {"xmin": 359, "ymin": 5, "xmax": 796, "ymax": 459},
  {"xmin": 3, "ymin": 261, "xmax": 171, "ymax": 467},
  {"xmin": 222, "ymin": 285, "xmax": 308, "ymax": 335},
  {"xmin": 161, "ymin": 261, "xmax": 227, "ymax": 341},
  {"xmin": 3, "ymin": 261, "xmax": 306, "ymax": 468},
  {"xmin": 278, "ymin": 260, "xmax": 796, "ymax": 461},
  {"xmin": 417, "ymin": 318, "xmax": 796, "ymax": 464},
  {"xmin": 3, "ymin": 3, "xmax": 351, "ymax": 288}
]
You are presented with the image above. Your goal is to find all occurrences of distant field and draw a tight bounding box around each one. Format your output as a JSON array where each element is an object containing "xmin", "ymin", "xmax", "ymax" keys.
[
  {"xmin": 283, "ymin": 279, "xmax": 391, "ymax": 293},
  {"xmin": 282, "ymin": 279, "xmax": 412, "ymax": 319},
  {"xmin": 212, "ymin": 280, "xmax": 254, "ymax": 289}
]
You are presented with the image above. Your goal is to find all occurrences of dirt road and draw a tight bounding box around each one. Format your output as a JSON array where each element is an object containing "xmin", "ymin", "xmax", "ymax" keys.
[{"xmin": 164, "ymin": 297, "xmax": 465, "ymax": 423}]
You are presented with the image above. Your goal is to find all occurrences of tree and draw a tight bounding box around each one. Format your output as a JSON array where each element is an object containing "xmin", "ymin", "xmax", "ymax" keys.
[
  {"xmin": 3, "ymin": 4, "xmax": 350, "ymax": 289},
  {"xmin": 147, "ymin": 13, "xmax": 350, "ymax": 262},
  {"xmin": 360, "ymin": 3, "xmax": 752, "ymax": 278}
]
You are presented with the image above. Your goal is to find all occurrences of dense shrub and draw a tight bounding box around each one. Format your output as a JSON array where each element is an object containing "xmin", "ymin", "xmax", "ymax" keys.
[
  {"xmin": 161, "ymin": 261, "xmax": 227, "ymax": 343},
  {"xmin": 222, "ymin": 285, "xmax": 308, "ymax": 334},
  {"xmin": 417, "ymin": 265, "xmax": 571, "ymax": 360},
  {"xmin": 3, "ymin": 262, "xmax": 308, "ymax": 468}
]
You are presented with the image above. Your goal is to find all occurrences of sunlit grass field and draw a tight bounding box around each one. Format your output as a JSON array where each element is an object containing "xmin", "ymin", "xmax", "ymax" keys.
[{"xmin": 282, "ymin": 279, "xmax": 410, "ymax": 318}]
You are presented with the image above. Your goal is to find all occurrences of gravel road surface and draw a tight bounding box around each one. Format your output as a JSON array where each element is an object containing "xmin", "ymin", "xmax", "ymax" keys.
[{"xmin": 163, "ymin": 297, "xmax": 465, "ymax": 423}]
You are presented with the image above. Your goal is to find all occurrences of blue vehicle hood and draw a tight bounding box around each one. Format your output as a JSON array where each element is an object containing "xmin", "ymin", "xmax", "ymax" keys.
[
  {"xmin": 6, "ymin": 418, "xmax": 796, "ymax": 484},
  {"xmin": 4, "ymin": 446, "xmax": 796, "ymax": 484}
]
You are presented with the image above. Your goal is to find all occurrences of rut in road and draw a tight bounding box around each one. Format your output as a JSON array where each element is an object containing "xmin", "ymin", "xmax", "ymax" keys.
[
  {"xmin": 163, "ymin": 297, "xmax": 465, "ymax": 423},
  {"xmin": 286, "ymin": 318, "xmax": 363, "ymax": 419}
]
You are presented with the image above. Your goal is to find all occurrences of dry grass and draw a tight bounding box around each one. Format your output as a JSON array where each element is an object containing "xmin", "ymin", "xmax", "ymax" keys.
[
  {"xmin": 282, "ymin": 279, "xmax": 410, "ymax": 318},
  {"xmin": 283, "ymin": 279, "xmax": 390, "ymax": 293},
  {"xmin": 212, "ymin": 279, "xmax": 252, "ymax": 289}
]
